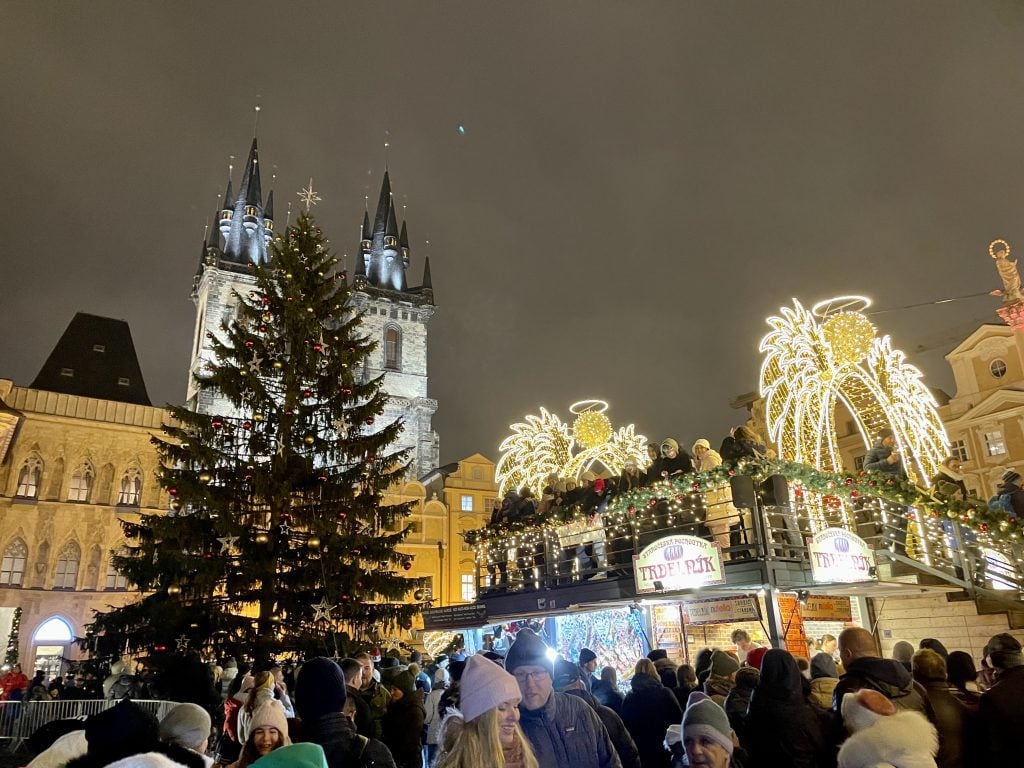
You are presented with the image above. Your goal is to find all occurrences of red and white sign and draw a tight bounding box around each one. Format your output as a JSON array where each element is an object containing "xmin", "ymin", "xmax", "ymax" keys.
[
  {"xmin": 633, "ymin": 535, "xmax": 725, "ymax": 594},
  {"xmin": 682, "ymin": 595, "xmax": 761, "ymax": 626},
  {"xmin": 807, "ymin": 528, "xmax": 875, "ymax": 584}
]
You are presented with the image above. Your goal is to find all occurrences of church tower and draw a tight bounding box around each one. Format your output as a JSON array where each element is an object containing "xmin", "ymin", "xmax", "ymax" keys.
[{"xmin": 187, "ymin": 143, "xmax": 439, "ymax": 478}]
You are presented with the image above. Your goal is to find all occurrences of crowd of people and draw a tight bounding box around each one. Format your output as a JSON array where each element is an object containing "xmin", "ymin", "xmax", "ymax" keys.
[{"xmin": 10, "ymin": 625, "xmax": 1024, "ymax": 768}]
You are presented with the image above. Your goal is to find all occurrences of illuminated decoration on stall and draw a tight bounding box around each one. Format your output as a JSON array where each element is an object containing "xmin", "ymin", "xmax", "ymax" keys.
[
  {"xmin": 807, "ymin": 528, "xmax": 876, "ymax": 584},
  {"xmin": 633, "ymin": 534, "xmax": 725, "ymax": 593},
  {"xmin": 496, "ymin": 399, "xmax": 648, "ymax": 495},
  {"xmin": 422, "ymin": 630, "xmax": 459, "ymax": 657},
  {"xmin": 759, "ymin": 296, "xmax": 948, "ymax": 483}
]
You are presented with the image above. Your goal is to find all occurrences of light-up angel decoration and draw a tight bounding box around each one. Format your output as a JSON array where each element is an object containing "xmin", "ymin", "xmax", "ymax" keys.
[
  {"xmin": 495, "ymin": 400, "xmax": 648, "ymax": 495},
  {"xmin": 759, "ymin": 296, "xmax": 948, "ymax": 483}
]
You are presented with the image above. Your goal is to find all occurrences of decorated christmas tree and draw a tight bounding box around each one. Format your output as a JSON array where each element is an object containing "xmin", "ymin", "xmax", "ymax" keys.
[{"xmin": 86, "ymin": 213, "xmax": 426, "ymax": 660}]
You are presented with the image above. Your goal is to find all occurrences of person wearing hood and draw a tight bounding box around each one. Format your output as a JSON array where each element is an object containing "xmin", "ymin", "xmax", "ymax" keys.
[
  {"xmin": 504, "ymin": 629, "xmax": 621, "ymax": 768},
  {"xmin": 622, "ymin": 658, "xmax": 681, "ymax": 768},
  {"xmin": 380, "ymin": 668, "xmax": 426, "ymax": 768},
  {"xmin": 991, "ymin": 469, "xmax": 1024, "ymax": 517},
  {"xmin": 837, "ymin": 689, "xmax": 938, "ymax": 768},
  {"xmin": 832, "ymin": 628, "xmax": 934, "ymax": 725},
  {"xmin": 744, "ymin": 650, "xmax": 830, "ymax": 768},
  {"xmin": 979, "ymin": 632, "xmax": 1024, "ymax": 764},
  {"xmin": 658, "ymin": 439, "xmax": 694, "ymax": 478},
  {"xmin": 808, "ymin": 652, "xmax": 840, "ymax": 711},
  {"xmin": 296, "ymin": 657, "xmax": 396, "ymax": 768},
  {"xmin": 722, "ymin": 666, "xmax": 757, "ymax": 742},
  {"xmin": 553, "ymin": 660, "xmax": 640, "ymax": 768},
  {"xmin": 945, "ymin": 651, "xmax": 981, "ymax": 711}
]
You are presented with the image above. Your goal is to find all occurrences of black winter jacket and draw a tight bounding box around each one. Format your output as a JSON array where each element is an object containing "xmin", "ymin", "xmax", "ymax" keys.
[
  {"xmin": 303, "ymin": 711, "xmax": 396, "ymax": 768},
  {"xmin": 621, "ymin": 673, "xmax": 683, "ymax": 768},
  {"xmin": 519, "ymin": 690, "xmax": 622, "ymax": 768},
  {"xmin": 381, "ymin": 691, "xmax": 425, "ymax": 768},
  {"xmin": 919, "ymin": 679, "xmax": 970, "ymax": 768},
  {"xmin": 564, "ymin": 688, "xmax": 641, "ymax": 768},
  {"xmin": 832, "ymin": 656, "xmax": 933, "ymax": 720},
  {"xmin": 979, "ymin": 664, "xmax": 1024, "ymax": 765}
]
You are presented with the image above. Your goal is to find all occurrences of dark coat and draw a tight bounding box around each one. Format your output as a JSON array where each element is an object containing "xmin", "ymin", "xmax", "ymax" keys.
[
  {"xmin": 380, "ymin": 690, "xmax": 425, "ymax": 768},
  {"xmin": 621, "ymin": 673, "xmax": 682, "ymax": 768},
  {"xmin": 347, "ymin": 683, "xmax": 373, "ymax": 738},
  {"xmin": 659, "ymin": 452, "xmax": 694, "ymax": 478},
  {"xmin": 863, "ymin": 442, "xmax": 906, "ymax": 476},
  {"xmin": 832, "ymin": 656, "xmax": 934, "ymax": 720},
  {"xmin": 744, "ymin": 649, "xmax": 831, "ymax": 768},
  {"xmin": 67, "ymin": 743, "xmax": 206, "ymax": 768},
  {"xmin": 304, "ymin": 711, "xmax": 396, "ymax": 768},
  {"xmin": 565, "ymin": 688, "xmax": 641, "ymax": 768},
  {"xmin": 978, "ymin": 664, "xmax": 1024, "ymax": 765},
  {"xmin": 919, "ymin": 680, "xmax": 970, "ymax": 768},
  {"xmin": 591, "ymin": 679, "xmax": 625, "ymax": 716},
  {"xmin": 992, "ymin": 481, "xmax": 1024, "ymax": 518},
  {"xmin": 519, "ymin": 690, "xmax": 622, "ymax": 768}
]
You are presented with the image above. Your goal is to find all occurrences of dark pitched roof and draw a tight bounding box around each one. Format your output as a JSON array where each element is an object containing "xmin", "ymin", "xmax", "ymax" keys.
[
  {"xmin": 30, "ymin": 313, "xmax": 152, "ymax": 405},
  {"xmin": 399, "ymin": 220, "xmax": 409, "ymax": 250},
  {"xmin": 362, "ymin": 210, "xmax": 371, "ymax": 241},
  {"xmin": 238, "ymin": 137, "xmax": 262, "ymax": 207},
  {"xmin": 264, "ymin": 189, "xmax": 274, "ymax": 220},
  {"xmin": 372, "ymin": 171, "xmax": 392, "ymax": 234}
]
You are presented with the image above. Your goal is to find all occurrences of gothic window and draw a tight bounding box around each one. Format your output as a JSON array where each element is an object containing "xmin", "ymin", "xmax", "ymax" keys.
[
  {"xmin": 105, "ymin": 546, "xmax": 129, "ymax": 591},
  {"xmin": 384, "ymin": 326, "xmax": 401, "ymax": 371},
  {"xmin": 15, "ymin": 456, "xmax": 42, "ymax": 498},
  {"xmin": 0, "ymin": 539, "xmax": 27, "ymax": 587},
  {"xmin": 67, "ymin": 463, "xmax": 94, "ymax": 503},
  {"xmin": 54, "ymin": 541, "xmax": 81, "ymax": 590},
  {"xmin": 117, "ymin": 467, "xmax": 143, "ymax": 506}
]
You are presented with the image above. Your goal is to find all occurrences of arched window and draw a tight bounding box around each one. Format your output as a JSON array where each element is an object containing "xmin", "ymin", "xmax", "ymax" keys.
[
  {"xmin": 33, "ymin": 616, "xmax": 73, "ymax": 644},
  {"xmin": 384, "ymin": 326, "xmax": 401, "ymax": 371},
  {"xmin": 105, "ymin": 545, "xmax": 129, "ymax": 591},
  {"xmin": 53, "ymin": 541, "xmax": 81, "ymax": 590},
  {"xmin": 0, "ymin": 539, "xmax": 27, "ymax": 587},
  {"xmin": 117, "ymin": 467, "xmax": 143, "ymax": 506},
  {"xmin": 67, "ymin": 463, "xmax": 94, "ymax": 503},
  {"xmin": 15, "ymin": 456, "xmax": 42, "ymax": 498}
]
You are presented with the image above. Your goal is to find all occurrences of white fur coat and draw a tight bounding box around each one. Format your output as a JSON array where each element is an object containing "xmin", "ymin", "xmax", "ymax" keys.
[{"xmin": 837, "ymin": 709, "xmax": 938, "ymax": 768}]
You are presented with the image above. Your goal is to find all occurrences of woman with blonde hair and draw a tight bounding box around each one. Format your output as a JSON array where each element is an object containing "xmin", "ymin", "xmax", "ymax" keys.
[{"xmin": 438, "ymin": 654, "xmax": 537, "ymax": 768}]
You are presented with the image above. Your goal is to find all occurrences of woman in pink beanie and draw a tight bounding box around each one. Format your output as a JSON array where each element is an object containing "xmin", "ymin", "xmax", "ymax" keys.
[{"xmin": 438, "ymin": 654, "xmax": 538, "ymax": 768}]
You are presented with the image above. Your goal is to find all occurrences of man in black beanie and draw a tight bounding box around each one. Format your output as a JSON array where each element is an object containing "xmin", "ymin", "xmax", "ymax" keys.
[
  {"xmin": 980, "ymin": 633, "xmax": 1024, "ymax": 764},
  {"xmin": 505, "ymin": 630, "xmax": 621, "ymax": 768},
  {"xmin": 296, "ymin": 657, "xmax": 396, "ymax": 768}
]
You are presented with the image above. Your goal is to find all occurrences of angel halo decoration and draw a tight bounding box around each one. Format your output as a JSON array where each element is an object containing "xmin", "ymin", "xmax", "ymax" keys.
[{"xmin": 495, "ymin": 400, "xmax": 649, "ymax": 496}]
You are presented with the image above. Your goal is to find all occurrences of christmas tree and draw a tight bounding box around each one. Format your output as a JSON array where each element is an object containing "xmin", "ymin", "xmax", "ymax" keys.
[
  {"xmin": 86, "ymin": 213, "xmax": 426, "ymax": 660},
  {"xmin": 4, "ymin": 607, "xmax": 21, "ymax": 666}
]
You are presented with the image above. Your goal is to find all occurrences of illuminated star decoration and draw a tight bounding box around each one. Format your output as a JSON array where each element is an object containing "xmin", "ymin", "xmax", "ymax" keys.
[
  {"xmin": 297, "ymin": 177, "xmax": 321, "ymax": 211},
  {"xmin": 176, "ymin": 634, "xmax": 189, "ymax": 652},
  {"xmin": 247, "ymin": 352, "xmax": 264, "ymax": 374},
  {"xmin": 312, "ymin": 597, "xmax": 334, "ymax": 622},
  {"xmin": 279, "ymin": 520, "xmax": 291, "ymax": 536},
  {"xmin": 217, "ymin": 535, "xmax": 239, "ymax": 554}
]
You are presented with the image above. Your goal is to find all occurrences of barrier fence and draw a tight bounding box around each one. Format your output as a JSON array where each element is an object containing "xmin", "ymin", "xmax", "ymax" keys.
[{"xmin": 0, "ymin": 699, "xmax": 178, "ymax": 751}]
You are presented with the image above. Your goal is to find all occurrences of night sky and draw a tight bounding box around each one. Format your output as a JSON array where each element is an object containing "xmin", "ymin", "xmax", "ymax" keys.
[{"xmin": 3, "ymin": 2, "xmax": 1023, "ymax": 467}]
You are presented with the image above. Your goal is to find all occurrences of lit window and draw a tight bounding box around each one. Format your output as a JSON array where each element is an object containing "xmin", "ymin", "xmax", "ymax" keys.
[
  {"xmin": 54, "ymin": 542, "xmax": 81, "ymax": 590},
  {"xmin": 15, "ymin": 457, "xmax": 42, "ymax": 498},
  {"xmin": 461, "ymin": 573, "xmax": 476, "ymax": 602},
  {"xmin": 460, "ymin": 495, "xmax": 474, "ymax": 512},
  {"xmin": 92, "ymin": 344, "xmax": 105, "ymax": 353},
  {"xmin": 985, "ymin": 430, "xmax": 1007, "ymax": 457},
  {"xmin": 384, "ymin": 327, "xmax": 401, "ymax": 370},
  {"xmin": 117, "ymin": 468, "xmax": 142, "ymax": 506},
  {"xmin": 951, "ymin": 440, "xmax": 969, "ymax": 463},
  {"xmin": 117, "ymin": 378, "xmax": 130, "ymax": 387},
  {"xmin": 68, "ymin": 464, "xmax": 94, "ymax": 502},
  {"xmin": 0, "ymin": 539, "xmax": 27, "ymax": 587},
  {"xmin": 990, "ymin": 359, "xmax": 1008, "ymax": 378},
  {"xmin": 60, "ymin": 368, "xmax": 74, "ymax": 377},
  {"xmin": 105, "ymin": 547, "xmax": 129, "ymax": 591}
]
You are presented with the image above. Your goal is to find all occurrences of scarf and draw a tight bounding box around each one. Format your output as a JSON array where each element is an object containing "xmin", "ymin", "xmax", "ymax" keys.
[{"xmin": 502, "ymin": 733, "xmax": 526, "ymax": 768}]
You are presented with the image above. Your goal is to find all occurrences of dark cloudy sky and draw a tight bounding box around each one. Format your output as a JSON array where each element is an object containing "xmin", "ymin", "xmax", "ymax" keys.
[{"xmin": 2, "ymin": 2, "xmax": 1023, "ymax": 466}]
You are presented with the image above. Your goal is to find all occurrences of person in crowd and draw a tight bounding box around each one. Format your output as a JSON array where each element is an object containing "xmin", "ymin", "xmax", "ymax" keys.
[
  {"xmin": 354, "ymin": 651, "xmax": 391, "ymax": 739},
  {"xmin": 820, "ymin": 634, "xmax": 838, "ymax": 659},
  {"xmin": 617, "ymin": 460, "xmax": 644, "ymax": 492},
  {"xmin": 226, "ymin": 700, "xmax": 291, "ymax": 768},
  {"xmin": 744, "ymin": 649, "xmax": 829, "ymax": 768},
  {"xmin": 703, "ymin": 651, "xmax": 739, "ymax": 706},
  {"xmin": 267, "ymin": 665, "xmax": 295, "ymax": 717},
  {"xmin": 807, "ymin": 638, "xmax": 819, "ymax": 658},
  {"xmin": 437, "ymin": 653, "xmax": 537, "ymax": 768},
  {"xmin": 438, "ymin": 656, "xmax": 466, "ymax": 721},
  {"xmin": 553, "ymin": 660, "xmax": 641, "ymax": 768},
  {"xmin": 720, "ymin": 426, "xmax": 769, "ymax": 464},
  {"xmin": 694, "ymin": 437, "xmax": 740, "ymax": 555},
  {"xmin": 295, "ymin": 657, "xmax": 396, "ymax": 768},
  {"xmin": 945, "ymin": 651, "xmax": 981, "ymax": 711},
  {"xmin": 237, "ymin": 671, "xmax": 276, "ymax": 745},
  {"xmin": 837, "ymin": 688, "xmax": 938, "ymax": 768},
  {"xmin": 578, "ymin": 648, "xmax": 598, "ymax": 691},
  {"xmin": 424, "ymin": 667, "xmax": 450, "ymax": 766},
  {"xmin": 250, "ymin": 743, "xmax": 328, "ymax": 768},
  {"xmin": 647, "ymin": 648, "xmax": 679, "ymax": 689},
  {"xmin": 832, "ymin": 628, "xmax": 933, "ymax": 722},
  {"xmin": 978, "ymin": 632, "xmax": 1024, "ymax": 764},
  {"xmin": 991, "ymin": 469, "xmax": 1024, "ymax": 517},
  {"xmin": 693, "ymin": 648, "xmax": 716, "ymax": 689},
  {"xmin": 338, "ymin": 658, "xmax": 372, "ymax": 738},
  {"xmin": 919, "ymin": 639, "xmax": 949, "ymax": 662},
  {"xmin": 1, "ymin": 663, "xmax": 29, "ymax": 700},
  {"xmin": 644, "ymin": 444, "xmax": 662, "ymax": 484},
  {"xmin": 808, "ymin": 652, "xmax": 840, "ymax": 711},
  {"xmin": 743, "ymin": 647, "xmax": 768, "ymax": 671},
  {"xmin": 674, "ymin": 664, "xmax": 698, "ymax": 704},
  {"xmin": 729, "ymin": 630, "xmax": 761, "ymax": 665},
  {"xmin": 504, "ymin": 629, "xmax": 621, "ymax": 768},
  {"xmin": 158, "ymin": 703, "xmax": 213, "ymax": 767},
  {"xmin": 863, "ymin": 428, "xmax": 905, "ymax": 476},
  {"xmin": 912, "ymin": 649, "xmax": 969, "ymax": 768},
  {"xmin": 658, "ymin": 439, "xmax": 694, "ymax": 478},
  {"xmin": 930, "ymin": 458, "xmax": 968, "ymax": 502},
  {"xmin": 592, "ymin": 666, "xmax": 624, "ymax": 715},
  {"xmin": 218, "ymin": 667, "xmax": 252, "ymax": 763},
  {"xmin": 892, "ymin": 641, "xmax": 915, "ymax": 673},
  {"xmin": 622, "ymin": 658, "xmax": 682, "ymax": 768},
  {"xmin": 381, "ymin": 668, "xmax": 425, "ymax": 768},
  {"xmin": 681, "ymin": 695, "xmax": 744, "ymax": 768},
  {"xmin": 722, "ymin": 666, "xmax": 757, "ymax": 741}
]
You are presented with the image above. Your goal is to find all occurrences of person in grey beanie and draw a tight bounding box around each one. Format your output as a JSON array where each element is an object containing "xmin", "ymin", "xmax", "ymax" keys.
[
  {"xmin": 980, "ymin": 632, "xmax": 1024, "ymax": 764},
  {"xmin": 682, "ymin": 698, "xmax": 740, "ymax": 768},
  {"xmin": 158, "ymin": 703, "xmax": 213, "ymax": 763},
  {"xmin": 504, "ymin": 630, "xmax": 621, "ymax": 768}
]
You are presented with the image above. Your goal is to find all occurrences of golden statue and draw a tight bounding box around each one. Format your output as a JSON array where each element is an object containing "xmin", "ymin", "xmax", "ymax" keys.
[{"xmin": 991, "ymin": 239, "xmax": 1024, "ymax": 304}]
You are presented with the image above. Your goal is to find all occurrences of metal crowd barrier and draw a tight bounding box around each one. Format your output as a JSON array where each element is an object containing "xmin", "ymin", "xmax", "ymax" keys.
[{"xmin": 0, "ymin": 699, "xmax": 179, "ymax": 751}]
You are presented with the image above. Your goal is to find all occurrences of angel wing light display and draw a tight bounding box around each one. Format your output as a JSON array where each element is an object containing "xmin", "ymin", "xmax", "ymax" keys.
[
  {"xmin": 495, "ymin": 400, "xmax": 648, "ymax": 495},
  {"xmin": 759, "ymin": 296, "xmax": 947, "ymax": 483}
]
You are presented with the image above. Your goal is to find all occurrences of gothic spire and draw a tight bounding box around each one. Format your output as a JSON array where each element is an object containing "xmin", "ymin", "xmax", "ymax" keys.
[
  {"xmin": 238, "ymin": 138, "xmax": 262, "ymax": 207},
  {"xmin": 372, "ymin": 171, "xmax": 392, "ymax": 234},
  {"xmin": 221, "ymin": 178, "xmax": 234, "ymax": 210},
  {"xmin": 422, "ymin": 256, "xmax": 432, "ymax": 289},
  {"xmin": 399, "ymin": 220, "xmax": 409, "ymax": 250},
  {"xmin": 362, "ymin": 210, "xmax": 372, "ymax": 241},
  {"xmin": 385, "ymin": 197, "xmax": 399, "ymax": 239},
  {"xmin": 264, "ymin": 190, "xmax": 274, "ymax": 220}
]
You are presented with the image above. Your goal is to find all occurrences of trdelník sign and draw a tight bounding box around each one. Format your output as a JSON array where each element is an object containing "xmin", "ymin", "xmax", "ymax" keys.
[{"xmin": 633, "ymin": 534, "xmax": 725, "ymax": 594}]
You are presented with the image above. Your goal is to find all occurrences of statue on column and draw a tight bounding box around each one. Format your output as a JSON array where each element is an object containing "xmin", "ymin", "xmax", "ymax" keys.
[{"xmin": 991, "ymin": 239, "xmax": 1024, "ymax": 329}]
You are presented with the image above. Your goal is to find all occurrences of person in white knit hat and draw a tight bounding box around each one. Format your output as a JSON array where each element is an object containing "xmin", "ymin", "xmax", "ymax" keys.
[{"xmin": 438, "ymin": 654, "xmax": 538, "ymax": 768}]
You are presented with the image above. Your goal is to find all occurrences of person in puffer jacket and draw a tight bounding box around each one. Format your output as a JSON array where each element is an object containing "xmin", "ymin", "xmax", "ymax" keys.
[
  {"xmin": 837, "ymin": 689, "xmax": 938, "ymax": 768},
  {"xmin": 808, "ymin": 652, "xmax": 840, "ymax": 711}
]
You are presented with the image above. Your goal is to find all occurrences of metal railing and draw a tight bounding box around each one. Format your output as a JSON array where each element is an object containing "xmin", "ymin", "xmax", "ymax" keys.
[{"xmin": 0, "ymin": 699, "xmax": 179, "ymax": 750}]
